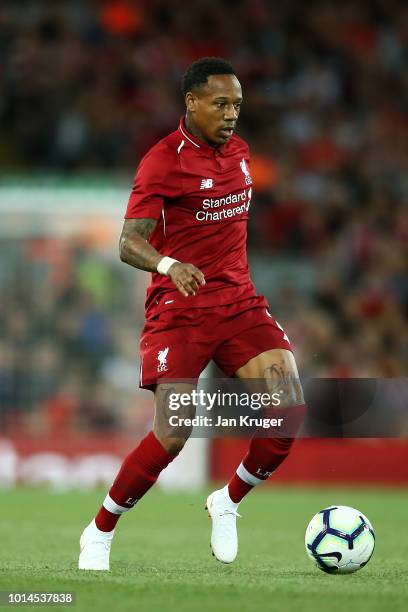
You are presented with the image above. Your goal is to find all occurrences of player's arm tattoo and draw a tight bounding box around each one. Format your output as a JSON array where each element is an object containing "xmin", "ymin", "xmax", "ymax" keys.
[
  {"xmin": 120, "ymin": 219, "xmax": 205, "ymax": 296},
  {"xmin": 119, "ymin": 218, "xmax": 161, "ymax": 272}
]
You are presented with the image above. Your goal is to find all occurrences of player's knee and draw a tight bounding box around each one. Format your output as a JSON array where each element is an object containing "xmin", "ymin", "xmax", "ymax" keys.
[{"xmin": 157, "ymin": 436, "xmax": 188, "ymax": 456}]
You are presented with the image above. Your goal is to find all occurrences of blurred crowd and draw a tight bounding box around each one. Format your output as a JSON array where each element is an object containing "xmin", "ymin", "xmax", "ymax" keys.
[
  {"xmin": 0, "ymin": 0, "xmax": 407, "ymax": 432},
  {"xmin": 0, "ymin": 237, "xmax": 153, "ymax": 434}
]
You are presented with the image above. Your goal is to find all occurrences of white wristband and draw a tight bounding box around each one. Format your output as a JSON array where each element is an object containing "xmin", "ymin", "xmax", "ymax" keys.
[{"xmin": 157, "ymin": 256, "xmax": 179, "ymax": 275}]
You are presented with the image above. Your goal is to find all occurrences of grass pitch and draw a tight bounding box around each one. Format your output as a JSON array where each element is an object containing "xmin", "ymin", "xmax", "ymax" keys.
[{"xmin": 0, "ymin": 486, "xmax": 407, "ymax": 612}]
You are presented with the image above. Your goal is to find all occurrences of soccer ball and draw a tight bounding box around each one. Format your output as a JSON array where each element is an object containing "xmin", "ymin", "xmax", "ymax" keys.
[{"xmin": 305, "ymin": 505, "xmax": 375, "ymax": 574}]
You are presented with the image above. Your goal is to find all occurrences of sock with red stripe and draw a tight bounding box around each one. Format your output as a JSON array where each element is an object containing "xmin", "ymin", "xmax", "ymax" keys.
[
  {"xmin": 95, "ymin": 431, "xmax": 176, "ymax": 532},
  {"xmin": 228, "ymin": 404, "xmax": 306, "ymax": 503}
]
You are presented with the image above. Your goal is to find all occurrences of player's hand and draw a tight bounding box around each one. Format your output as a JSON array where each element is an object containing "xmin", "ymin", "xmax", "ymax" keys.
[{"xmin": 167, "ymin": 262, "xmax": 205, "ymax": 297}]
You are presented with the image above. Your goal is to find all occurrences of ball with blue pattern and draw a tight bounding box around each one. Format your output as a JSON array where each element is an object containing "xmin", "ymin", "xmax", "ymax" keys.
[{"xmin": 305, "ymin": 505, "xmax": 375, "ymax": 574}]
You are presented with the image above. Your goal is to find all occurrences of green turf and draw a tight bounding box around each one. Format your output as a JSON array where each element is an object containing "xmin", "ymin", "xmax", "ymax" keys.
[{"xmin": 0, "ymin": 486, "xmax": 407, "ymax": 612}]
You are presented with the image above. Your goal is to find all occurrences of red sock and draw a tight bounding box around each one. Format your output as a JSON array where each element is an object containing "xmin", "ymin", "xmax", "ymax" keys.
[
  {"xmin": 228, "ymin": 437, "xmax": 294, "ymax": 502},
  {"xmin": 95, "ymin": 431, "xmax": 176, "ymax": 531},
  {"xmin": 228, "ymin": 474, "xmax": 253, "ymax": 503},
  {"xmin": 228, "ymin": 404, "xmax": 306, "ymax": 503}
]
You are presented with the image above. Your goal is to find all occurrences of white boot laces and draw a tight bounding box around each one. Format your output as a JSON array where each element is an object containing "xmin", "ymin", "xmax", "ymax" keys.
[{"xmin": 218, "ymin": 509, "xmax": 242, "ymax": 519}]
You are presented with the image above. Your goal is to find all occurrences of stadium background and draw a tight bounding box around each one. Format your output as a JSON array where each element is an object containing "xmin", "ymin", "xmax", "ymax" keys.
[{"xmin": 1, "ymin": 0, "xmax": 407, "ymax": 491}]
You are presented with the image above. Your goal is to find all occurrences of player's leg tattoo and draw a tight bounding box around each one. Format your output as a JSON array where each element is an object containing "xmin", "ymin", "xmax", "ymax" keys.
[
  {"xmin": 236, "ymin": 349, "xmax": 304, "ymax": 408},
  {"xmin": 153, "ymin": 382, "xmax": 197, "ymax": 454},
  {"xmin": 264, "ymin": 360, "xmax": 304, "ymax": 407}
]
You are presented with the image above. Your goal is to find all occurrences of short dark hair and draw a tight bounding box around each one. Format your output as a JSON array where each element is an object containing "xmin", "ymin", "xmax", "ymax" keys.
[{"xmin": 181, "ymin": 57, "xmax": 235, "ymax": 96}]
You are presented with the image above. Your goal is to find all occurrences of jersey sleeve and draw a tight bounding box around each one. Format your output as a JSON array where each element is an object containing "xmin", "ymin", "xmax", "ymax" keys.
[{"xmin": 125, "ymin": 145, "xmax": 179, "ymax": 219}]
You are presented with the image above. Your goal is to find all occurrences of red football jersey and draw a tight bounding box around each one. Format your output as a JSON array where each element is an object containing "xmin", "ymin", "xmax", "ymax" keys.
[{"xmin": 125, "ymin": 117, "xmax": 259, "ymax": 318}]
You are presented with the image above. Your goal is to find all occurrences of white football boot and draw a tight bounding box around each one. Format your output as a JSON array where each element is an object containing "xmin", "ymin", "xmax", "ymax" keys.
[
  {"xmin": 206, "ymin": 486, "xmax": 242, "ymax": 563},
  {"xmin": 78, "ymin": 519, "xmax": 114, "ymax": 571}
]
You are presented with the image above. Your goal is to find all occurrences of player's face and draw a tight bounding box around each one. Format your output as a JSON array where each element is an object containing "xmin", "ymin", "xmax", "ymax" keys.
[{"xmin": 185, "ymin": 74, "xmax": 243, "ymax": 146}]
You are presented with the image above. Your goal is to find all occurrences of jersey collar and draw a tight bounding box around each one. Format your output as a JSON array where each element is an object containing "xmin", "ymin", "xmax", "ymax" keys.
[{"xmin": 178, "ymin": 116, "xmax": 228, "ymax": 156}]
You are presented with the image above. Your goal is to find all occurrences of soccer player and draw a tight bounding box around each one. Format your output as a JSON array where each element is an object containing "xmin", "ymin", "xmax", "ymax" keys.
[{"xmin": 78, "ymin": 57, "xmax": 305, "ymax": 570}]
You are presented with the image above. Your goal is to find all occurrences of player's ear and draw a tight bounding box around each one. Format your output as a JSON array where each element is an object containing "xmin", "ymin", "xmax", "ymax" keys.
[{"xmin": 185, "ymin": 92, "xmax": 197, "ymax": 113}]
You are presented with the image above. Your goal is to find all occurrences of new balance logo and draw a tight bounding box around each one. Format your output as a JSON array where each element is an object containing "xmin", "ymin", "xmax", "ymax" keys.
[
  {"xmin": 157, "ymin": 347, "xmax": 169, "ymax": 372},
  {"xmin": 200, "ymin": 178, "xmax": 213, "ymax": 189}
]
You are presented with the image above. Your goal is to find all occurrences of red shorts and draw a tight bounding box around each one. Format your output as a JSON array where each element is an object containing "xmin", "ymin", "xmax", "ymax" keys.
[{"xmin": 139, "ymin": 295, "xmax": 292, "ymax": 389}]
